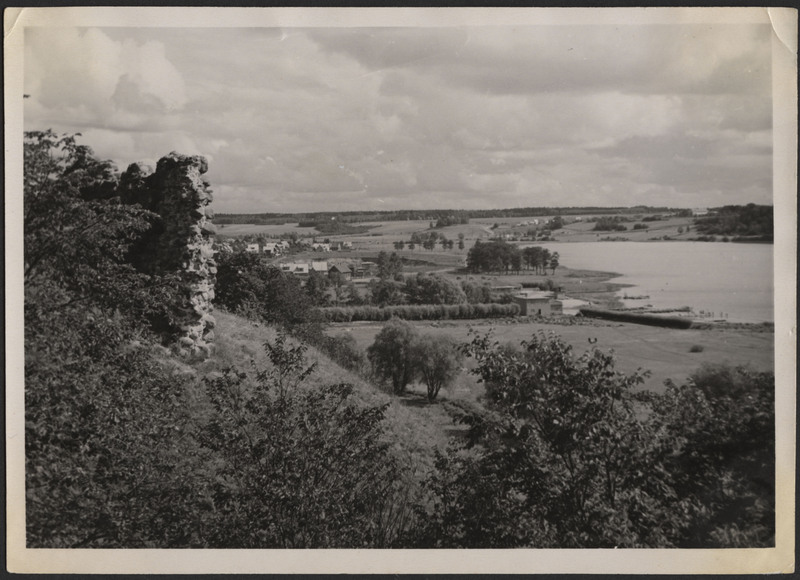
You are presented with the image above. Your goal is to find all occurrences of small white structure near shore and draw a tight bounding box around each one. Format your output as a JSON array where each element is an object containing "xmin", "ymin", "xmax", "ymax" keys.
[{"xmin": 512, "ymin": 290, "xmax": 563, "ymax": 317}]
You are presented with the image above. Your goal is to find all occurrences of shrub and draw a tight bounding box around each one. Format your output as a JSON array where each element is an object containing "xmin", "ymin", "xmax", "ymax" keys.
[
  {"xmin": 197, "ymin": 338, "xmax": 412, "ymax": 548},
  {"xmin": 215, "ymin": 251, "xmax": 324, "ymax": 335},
  {"xmin": 652, "ymin": 364, "xmax": 774, "ymax": 546},
  {"xmin": 410, "ymin": 332, "xmax": 775, "ymax": 549},
  {"xmin": 689, "ymin": 344, "xmax": 705, "ymax": 353}
]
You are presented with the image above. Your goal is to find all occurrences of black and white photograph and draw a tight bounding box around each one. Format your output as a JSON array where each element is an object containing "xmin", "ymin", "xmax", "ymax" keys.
[{"xmin": 5, "ymin": 6, "xmax": 796, "ymax": 574}]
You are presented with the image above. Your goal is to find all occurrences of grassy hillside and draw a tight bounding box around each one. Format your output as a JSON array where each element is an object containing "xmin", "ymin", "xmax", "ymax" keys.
[{"xmin": 197, "ymin": 310, "xmax": 463, "ymax": 478}]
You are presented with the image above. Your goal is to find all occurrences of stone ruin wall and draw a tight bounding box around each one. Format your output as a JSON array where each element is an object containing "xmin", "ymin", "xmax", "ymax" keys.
[{"xmin": 119, "ymin": 152, "xmax": 217, "ymax": 358}]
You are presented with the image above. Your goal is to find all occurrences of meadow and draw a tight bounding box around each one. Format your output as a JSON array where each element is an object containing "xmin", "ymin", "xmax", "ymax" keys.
[{"xmin": 328, "ymin": 317, "xmax": 774, "ymax": 395}]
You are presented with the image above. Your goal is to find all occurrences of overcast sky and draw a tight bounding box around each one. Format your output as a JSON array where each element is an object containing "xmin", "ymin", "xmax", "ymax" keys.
[{"xmin": 24, "ymin": 16, "xmax": 773, "ymax": 213}]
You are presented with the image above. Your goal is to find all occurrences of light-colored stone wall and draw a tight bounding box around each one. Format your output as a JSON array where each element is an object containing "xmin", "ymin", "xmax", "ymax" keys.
[{"xmin": 119, "ymin": 152, "xmax": 217, "ymax": 358}]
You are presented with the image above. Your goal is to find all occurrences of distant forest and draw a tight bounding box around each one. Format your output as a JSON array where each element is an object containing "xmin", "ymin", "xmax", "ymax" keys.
[
  {"xmin": 214, "ymin": 206, "xmax": 682, "ymax": 225},
  {"xmin": 694, "ymin": 204, "xmax": 773, "ymax": 240}
]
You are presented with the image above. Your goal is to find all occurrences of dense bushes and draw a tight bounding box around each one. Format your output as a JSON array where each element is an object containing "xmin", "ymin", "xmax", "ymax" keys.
[
  {"xmin": 26, "ymin": 302, "xmax": 199, "ymax": 547},
  {"xmin": 195, "ymin": 343, "xmax": 411, "ymax": 548},
  {"xmin": 404, "ymin": 272, "xmax": 467, "ymax": 305},
  {"xmin": 694, "ymin": 204, "xmax": 773, "ymax": 239},
  {"xmin": 215, "ymin": 250, "xmax": 324, "ymax": 338},
  {"xmin": 409, "ymin": 332, "xmax": 774, "ymax": 548},
  {"xmin": 321, "ymin": 302, "xmax": 520, "ymax": 322},
  {"xmin": 24, "ymin": 131, "xmax": 415, "ymax": 548}
]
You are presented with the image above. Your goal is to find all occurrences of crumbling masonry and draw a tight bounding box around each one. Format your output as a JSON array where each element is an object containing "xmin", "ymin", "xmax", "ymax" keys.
[{"xmin": 119, "ymin": 153, "xmax": 217, "ymax": 358}]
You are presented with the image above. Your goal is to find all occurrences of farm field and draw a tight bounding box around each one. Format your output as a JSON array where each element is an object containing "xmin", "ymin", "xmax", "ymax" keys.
[
  {"xmin": 216, "ymin": 213, "xmax": 698, "ymax": 247},
  {"xmin": 327, "ymin": 318, "xmax": 774, "ymax": 395},
  {"xmin": 216, "ymin": 223, "xmax": 318, "ymax": 236}
]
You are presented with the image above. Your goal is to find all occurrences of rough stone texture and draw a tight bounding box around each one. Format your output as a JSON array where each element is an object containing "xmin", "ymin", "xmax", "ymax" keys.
[{"xmin": 120, "ymin": 152, "xmax": 216, "ymax": 358}]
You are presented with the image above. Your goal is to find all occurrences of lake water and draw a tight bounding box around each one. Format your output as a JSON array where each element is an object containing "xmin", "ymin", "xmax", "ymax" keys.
[{"xmin": 533, "ymin": 242, "xmax": 774, "ymax": 323}]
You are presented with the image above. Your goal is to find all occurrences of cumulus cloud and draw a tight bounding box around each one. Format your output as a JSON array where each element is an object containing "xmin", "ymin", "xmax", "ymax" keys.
[
  {"xmin": 24, "ymin": 20, "xmax": 773, "ymax": 213},
  {"xmin": 25, "ymin": 28, "xmax": 187, "ymax": 131}
]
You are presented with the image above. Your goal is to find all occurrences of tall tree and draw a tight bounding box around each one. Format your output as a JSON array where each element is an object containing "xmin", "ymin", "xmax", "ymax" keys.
[
  {"xmin": 367, "ymin": 319, "xmax": 419, "ymax": 394},
  {"xmin": 414, "ymin": 335, "xmax": 463, "ymax": 401}
]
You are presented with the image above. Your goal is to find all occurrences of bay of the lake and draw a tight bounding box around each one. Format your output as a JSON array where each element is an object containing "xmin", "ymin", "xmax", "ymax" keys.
[{"xmin": 534, "ymin": 242, "xmax": 774, "ymax": 323}]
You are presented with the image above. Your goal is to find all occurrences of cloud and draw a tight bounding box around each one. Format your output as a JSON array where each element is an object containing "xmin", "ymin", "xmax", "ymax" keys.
[
  {"xmin": 25, "ymin": 28, "xmax": 187, "ymax": 131},
  {"xmin": 24, "ymin": 23, "xmax": 773, "ymax": 213}
]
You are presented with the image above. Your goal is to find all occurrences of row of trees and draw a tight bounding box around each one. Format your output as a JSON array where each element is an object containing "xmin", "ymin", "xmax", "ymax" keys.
[
  {"xmin": 467, "ymin": 240, "xmax": 559, "ymax": 275},
  {"xmin": 394, "ymin": 231, "xmax": 466, "ymax": 251},
  {"xmin": 321, "ymin": 302, "xmax": 520, "ymax": 323},
  {"xmin": 367, "ymin": 273, "xmax": 517, "ymax": 308}
]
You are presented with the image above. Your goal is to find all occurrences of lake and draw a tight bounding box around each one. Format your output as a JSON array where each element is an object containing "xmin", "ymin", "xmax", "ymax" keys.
[{"xmin": 534, "ymin": 242, "xmax": 774, "ymax": 323}]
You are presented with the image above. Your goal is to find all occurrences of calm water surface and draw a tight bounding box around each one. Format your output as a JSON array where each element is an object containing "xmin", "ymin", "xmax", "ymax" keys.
[{"xmin": 536, "ymin": 242, "xmax": 774, "ymax": 323}]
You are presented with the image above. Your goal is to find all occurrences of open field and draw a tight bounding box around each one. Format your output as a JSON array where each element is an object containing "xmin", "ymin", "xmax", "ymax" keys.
[
  {"xmin": 327, "ymin": 318, "xmax": 774, "ymax": 395},
  {"xmin": 216, "ymin": 223, "xmax": 318, "ymax": 237},
  {"xmin": 217, "ymin": 213, "xmax": 697, "ymax": 247}
]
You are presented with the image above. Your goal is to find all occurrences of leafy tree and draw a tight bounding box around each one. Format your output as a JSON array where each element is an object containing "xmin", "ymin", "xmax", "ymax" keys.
[
  {"xmin": 460, "ymin": 280, "xmax": 493, "ymax": 304},
  {"xmin": 368, "ymin": 278, "xmax": 407, "ymax": 306},
  {"xmin": 376, "ymin": 251, "xmax": 403, "ymax": 280},
  {"xmin": 466, "ymin": 239, "xmax": 519, "ymax": 274},
  {"xmin": 367, "ymin": 318, "xmax": 419, "ymax": 394},
  {"xmin": 650, "ymin": 364, "xmax": 774, "ymax": 547},
  {"xmin": 457, "ymin": 233, "xmax": 465, "ymax": 250},
  {"xmin": 404, "ymin": 273, "xmax": 467, "ymax": 305},
  {"xmin": 25, "ymin": 302, "xmax": 200, "ymax": 547},
  {"xmin": 412, "ymin": 331, "xmax": 775, "ymax": 549},
  {"xmin": 414, "ymin": 331, "xmax": 677, "ymax": 548},
  {"xmin": 549, "ymin": 251, "xmax": 560, "ymax": 274},
  {"xmin": 215, "ymin": 250, "xmax": 323, "ymax": 335},
  {"xmin": 414, "ymin": 335, "xmax": 463, "ymax": 401},
  {"xmin": 305, "ymin": 269, "xmax": 330, "ymax": 306},
  {"xmin": 341, "ymin": 281, "xmax": 364, "ymax": 306}
]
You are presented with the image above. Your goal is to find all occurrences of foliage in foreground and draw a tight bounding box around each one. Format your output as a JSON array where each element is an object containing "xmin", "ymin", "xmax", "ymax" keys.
[
  {"xmin": 409, "ymin": 332, "xmax": 774, "ymax": 548},
  {"xmin": 24, "ymin": 131, "xmax": 413, "ymax": 548},
  {"xmin": 24, "ymin": 131, "xmax": 775, "ymax": 550},
  {"xmin": 195, "ymin": 338, "xmax": 411, "ymax": 548},
  {"xmin": 26, "ymin": 318, "xmax": 413, "ymax": 547}
]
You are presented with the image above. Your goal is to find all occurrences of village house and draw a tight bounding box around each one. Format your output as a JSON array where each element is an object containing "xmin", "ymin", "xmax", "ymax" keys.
[
  {"xmin": 330, "ymin": 241, "xmax": 353, "ymax": 251},
  {"xmin": 512, "ymin": 290, "xmax": 563, "ymax": 317},
  {"xmin": 328, "ymin": 263, "xmax": 352, "ymax": 281},
  {"xmin": 312, "ymin": 242, "xmax": 331, "ymax": 252},
  {"xmin": 310, "ymin": 261, "xmax": 328, "ymax": 274},
  {"xmin": 280, "ymin": 262, "xmax": 309, "ymax": 277},
  {"xmin": 245, "ymin": 242, "xmax": 260, "ymax": 253}
]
